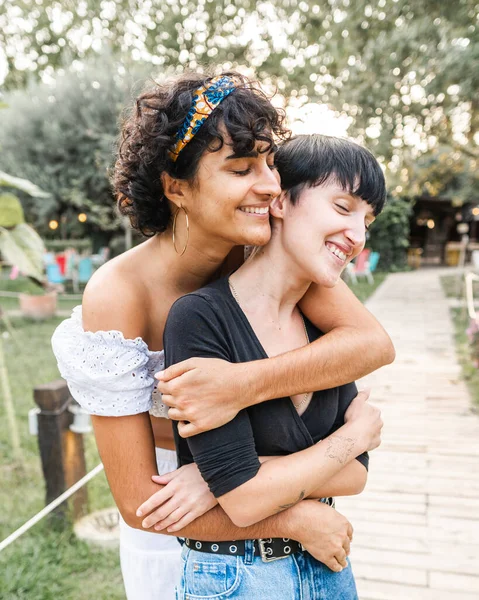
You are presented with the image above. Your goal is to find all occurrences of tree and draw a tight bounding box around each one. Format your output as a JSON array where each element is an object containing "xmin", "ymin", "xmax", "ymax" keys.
[
  {"xmin": 0, "ymin": 56, "xmax": 148, "ymax": 237},
  {"xmin": 1, "ymin": 1, "xmax": 478, "ymax": 238},
  {"xmin": 2, "ymin": 1, "xmax": 477, "ymax": 166}
]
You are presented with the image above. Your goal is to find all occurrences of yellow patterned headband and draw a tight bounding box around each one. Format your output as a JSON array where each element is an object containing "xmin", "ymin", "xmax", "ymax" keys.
[{"xmin": 169, "ymin": 75, "xmax": 238, "ymax": 162}]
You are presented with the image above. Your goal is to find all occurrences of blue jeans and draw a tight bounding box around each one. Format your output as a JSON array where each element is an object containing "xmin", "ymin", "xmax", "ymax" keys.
[{"xmin": 176, "ymin": 541, "xmax": 358, "ymax": 600}]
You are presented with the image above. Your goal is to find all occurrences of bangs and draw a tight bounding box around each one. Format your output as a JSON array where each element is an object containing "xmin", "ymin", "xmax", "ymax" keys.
[{"xmin": 275, "ymin": 135, "xmax": 386, "ymax": 216}]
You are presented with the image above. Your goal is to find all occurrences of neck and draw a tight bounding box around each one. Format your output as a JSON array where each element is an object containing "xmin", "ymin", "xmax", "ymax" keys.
[
  {"xmin": 230, "ymin": 232, "xmax": 311, "ymax": 322},
  {"xmin": 151, "ymin": 228, "xmax": 234, "ymax": 294}
]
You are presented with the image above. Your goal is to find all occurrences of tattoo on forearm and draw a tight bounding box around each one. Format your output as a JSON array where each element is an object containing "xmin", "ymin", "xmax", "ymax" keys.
[
  {"xmin": 326, "ymin": 436, "xmax": 355, "ymax": 464},
  {"xmin": 276, "ymin": 490, "xmax": 305, "ymax": 513}
]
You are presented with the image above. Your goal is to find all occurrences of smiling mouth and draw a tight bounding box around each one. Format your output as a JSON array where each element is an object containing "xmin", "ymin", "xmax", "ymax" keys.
[
  {"xmin": 238, "ymin": 206, "xmax": 270, "ymax": 216},
  {"xmin": 326, "ymin": 243, "xmax": 348, "ymax": 262}
]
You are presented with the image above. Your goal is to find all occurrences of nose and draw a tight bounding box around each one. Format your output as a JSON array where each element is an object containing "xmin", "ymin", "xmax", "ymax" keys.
[
  {"xmin": 253, "ymin": 162, "xmax": 281, "ymax": 199},
  {"xmin": 345, "ymin": 217, "xmax": 367, "ymax": 252}
]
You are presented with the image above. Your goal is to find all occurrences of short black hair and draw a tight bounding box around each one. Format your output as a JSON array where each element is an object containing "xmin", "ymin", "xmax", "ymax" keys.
[
  {"xmin": 114, "ymin": 71, "xmax": 290, "ymax": 236},
  {"xmin": 275, "ymin": 134, "xmax": 386, "ymax": 216}
]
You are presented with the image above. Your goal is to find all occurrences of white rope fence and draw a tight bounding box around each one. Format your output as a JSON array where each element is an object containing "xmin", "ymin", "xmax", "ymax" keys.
[
  {"xmin": 0, "ymin": 463, "xmax": 104, "ymax": 553},
  {"xmin": 465, "ymin": 272, "xmax": 479, "ymax": 320}
]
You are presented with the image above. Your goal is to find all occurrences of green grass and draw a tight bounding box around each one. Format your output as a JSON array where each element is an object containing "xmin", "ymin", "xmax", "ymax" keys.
[
  {"xmin": 0, "ymin": 313, "xmax": 125, "ymax": 598},
  {"xmin": 440, "ymin": 275, "xmax": 479, "ymax": 410},
  {"xmin": 347, "ymin": 272, "xmax": 388, "ymax": 303}
]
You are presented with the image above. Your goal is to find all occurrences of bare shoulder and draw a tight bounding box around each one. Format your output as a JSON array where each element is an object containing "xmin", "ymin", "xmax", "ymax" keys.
[{"xmin": 82, "ymin": 250, "xmax": 148, "ymax": 338}]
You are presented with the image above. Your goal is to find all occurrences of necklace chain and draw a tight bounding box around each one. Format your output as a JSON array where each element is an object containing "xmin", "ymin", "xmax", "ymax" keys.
[{"xmin": 228, "ymin": 278, "xmax": 311, "ymax": 411}]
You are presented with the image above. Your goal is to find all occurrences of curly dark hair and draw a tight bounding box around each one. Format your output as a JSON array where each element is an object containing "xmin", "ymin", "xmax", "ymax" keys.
[{"xmin": 113, "ymin": 71, "xmax": 290, "ymax": 236}]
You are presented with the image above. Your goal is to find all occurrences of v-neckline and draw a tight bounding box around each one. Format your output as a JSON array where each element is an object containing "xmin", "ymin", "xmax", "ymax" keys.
[{"xmin": 222, "ymin": 278, "xmax": 316, "ymax": 443}]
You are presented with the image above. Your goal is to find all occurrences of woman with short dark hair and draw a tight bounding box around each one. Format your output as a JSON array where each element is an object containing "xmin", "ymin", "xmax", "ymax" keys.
[{"xmin": 153, "ymin": 133, "xmax": 386, "ymax": 599}]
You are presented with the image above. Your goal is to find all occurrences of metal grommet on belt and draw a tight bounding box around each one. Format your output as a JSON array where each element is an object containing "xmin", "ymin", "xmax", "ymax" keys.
[{"xmin": 186, "ymin": 537, "xmax": 303, "ymax": 562}]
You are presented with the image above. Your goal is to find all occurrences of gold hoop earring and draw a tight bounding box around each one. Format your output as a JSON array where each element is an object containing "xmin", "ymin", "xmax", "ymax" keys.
[{"xmin": 172, "ymin": 206, "xmax": 189, "ymax": 256}]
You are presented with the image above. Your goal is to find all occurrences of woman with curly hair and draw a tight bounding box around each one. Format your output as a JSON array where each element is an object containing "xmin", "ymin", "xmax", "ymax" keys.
[{"xmin": 52, "ymin": 72, "xmax": 393, "ymax": 600}]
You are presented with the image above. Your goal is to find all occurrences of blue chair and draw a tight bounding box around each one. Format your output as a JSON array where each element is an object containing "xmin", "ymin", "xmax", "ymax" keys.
[
  {"xmin": 72, "ymin": 257, "xmax": 93, "ymax": 292},
  {"xmin": 46, "ymin": 263, "xmax": 65, "ymax": 284},
  {"xmin": 78, "ymin": 257, "xmax": 93, "ymax": 283},
  {"xmin": 369, "ymin": 252, "xmax": 380, "ymax": 273}
]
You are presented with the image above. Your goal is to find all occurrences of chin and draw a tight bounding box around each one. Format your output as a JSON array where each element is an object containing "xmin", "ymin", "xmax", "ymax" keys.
[
  {"xmin": 313, "ymin": 270, "xmax": 342, "ymax": 288},
  {"xmin": 243, "ymin": 227, "xmax": 271, "ymax": 247}
]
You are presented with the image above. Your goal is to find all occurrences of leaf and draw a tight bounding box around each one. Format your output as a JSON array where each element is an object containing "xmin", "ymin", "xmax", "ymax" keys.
[
  {"xmin": 0, "ymin": 224, "xmax": 46, "ymax": 282},
  {"xmin": 0, "ymin": 171, "xmax": 51, "ymax": 198}
]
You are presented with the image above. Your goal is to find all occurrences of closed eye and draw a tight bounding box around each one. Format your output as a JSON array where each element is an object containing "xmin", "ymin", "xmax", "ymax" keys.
[
  {"xmin": 335, "ymin": 204, "xmax": 350, "ymax": 213},
  {"xmin": 232, "ymin": 168, "xmax": 252, "ymax": 176}
]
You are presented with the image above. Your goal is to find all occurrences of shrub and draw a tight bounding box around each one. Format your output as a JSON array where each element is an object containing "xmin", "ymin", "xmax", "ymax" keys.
[{"xmin": 367, "ymin": 196, "xmax": 412, "ymax": 271}]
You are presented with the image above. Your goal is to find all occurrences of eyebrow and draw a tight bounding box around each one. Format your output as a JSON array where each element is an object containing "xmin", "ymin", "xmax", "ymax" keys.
[
  {"xmin": 226, "ymin": 150, "xmax": 258, "ymax": 160},
  {"xmin": 225, "ymin": 145, "xmax": 277, "ymax": 160}
]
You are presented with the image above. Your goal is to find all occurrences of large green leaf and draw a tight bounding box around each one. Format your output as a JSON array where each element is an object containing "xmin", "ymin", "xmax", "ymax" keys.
[
  {"xmin": 0, "ymin": 224, "xmax": 46, "ymax": 282},
  {"xmin": 0, "ymin": 171, "xmax": 50, "ymax": 198}
]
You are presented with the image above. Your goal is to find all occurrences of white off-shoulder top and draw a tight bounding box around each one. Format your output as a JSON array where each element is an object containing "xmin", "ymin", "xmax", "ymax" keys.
[{"xmin": 51, "ymin": 306, "xmax": 169, "ymax": 418}]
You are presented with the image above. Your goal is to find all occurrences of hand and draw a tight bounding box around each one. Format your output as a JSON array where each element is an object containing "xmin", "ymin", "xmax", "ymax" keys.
[
  {"xmin": 288, "ymin": 500, "xmax": 353, "ymax": 572},
  {"xmin": 136, "ymin": 463, "xmax": 217, "ymax": 532},
  {"xmin": 156, "ymin": 358, "xmax": 246, "ymax": 437},
  {"xmin": 344, "ymin": 388, "xmax": 383, "ymax": 453}
]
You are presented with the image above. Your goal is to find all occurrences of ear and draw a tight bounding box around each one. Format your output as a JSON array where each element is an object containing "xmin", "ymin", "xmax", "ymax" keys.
[
  {"xmin": 161, "ymin": 172, "xmax": 188, "ymax": 208},
  {"xmin": 269, "ymin": 191, "xmax": 288, "ymax": 220}
]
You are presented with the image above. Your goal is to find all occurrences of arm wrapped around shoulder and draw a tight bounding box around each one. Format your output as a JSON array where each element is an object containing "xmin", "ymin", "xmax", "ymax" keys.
[{"xmin": 51, "ymin": 306, "xmax": 156, "ymax": 416}]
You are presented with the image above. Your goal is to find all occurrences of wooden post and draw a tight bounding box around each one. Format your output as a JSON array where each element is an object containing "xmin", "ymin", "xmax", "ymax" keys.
[{"xmin": 33, "ymin": 379, "xmax": 88, "ymax": 522}]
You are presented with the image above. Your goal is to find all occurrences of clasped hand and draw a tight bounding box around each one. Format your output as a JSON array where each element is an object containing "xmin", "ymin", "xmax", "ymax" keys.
[
  {"xmin": 156, "ymin": 357, "xmax": 244, "ymax": 437},
  {"xmin": 136, "ymin": 462, "xmax": 217, "ymax": 532}
]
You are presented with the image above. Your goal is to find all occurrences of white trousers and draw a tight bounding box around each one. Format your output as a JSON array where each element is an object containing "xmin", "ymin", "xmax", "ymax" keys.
[{"xmin": 119, "ymin": 448, "xmax": 182, "ymax": 600}]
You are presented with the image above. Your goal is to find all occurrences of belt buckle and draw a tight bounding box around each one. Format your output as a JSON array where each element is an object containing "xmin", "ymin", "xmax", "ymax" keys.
[{"xmin": 258, "ymin": 538, "xmax": 287, "ymax": 563}]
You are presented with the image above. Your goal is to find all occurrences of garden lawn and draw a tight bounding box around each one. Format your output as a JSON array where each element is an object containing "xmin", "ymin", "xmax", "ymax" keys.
[
  {"xmin": 347, "ymin": 272, "xmax": 388, "ymax": 303},
  {"xmin": 0, "ymin": 314, "xmax": 125, "ymax": 600}
]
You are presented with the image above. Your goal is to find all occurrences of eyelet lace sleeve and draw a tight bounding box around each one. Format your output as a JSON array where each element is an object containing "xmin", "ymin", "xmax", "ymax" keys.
[{"xmin": 51, "ymin": 306, "xmax": 168, "ymax": 418}]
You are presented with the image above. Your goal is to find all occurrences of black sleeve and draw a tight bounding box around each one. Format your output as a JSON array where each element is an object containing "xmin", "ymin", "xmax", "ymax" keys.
[
  {"xmin": 333, "ymin": 381, "xmax": 369, "ymax": 471},
  {"xmin": 163, "ymin": 293, "xmax": 261, "ymax": 497}
]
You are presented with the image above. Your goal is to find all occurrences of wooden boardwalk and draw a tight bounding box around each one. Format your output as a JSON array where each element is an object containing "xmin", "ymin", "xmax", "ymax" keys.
[{"xmin": 337, "ymin": 269, "xmax": 479, "ymax": 599}]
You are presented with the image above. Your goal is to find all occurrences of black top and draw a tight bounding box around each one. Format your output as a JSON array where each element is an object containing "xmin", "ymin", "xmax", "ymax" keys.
[{"xmin": 164, "ymin": 277, "xmax": 368, "ymax": 498}]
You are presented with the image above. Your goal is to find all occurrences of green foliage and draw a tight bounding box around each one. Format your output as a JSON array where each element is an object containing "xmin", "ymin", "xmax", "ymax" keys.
[
  {"xmin": 1, "ymin": 2, "xmax": 478, "ymax": 226},
  {"xmin": 367, "ymin": 197, "xmax": 412, "ymax": 271},
  {"xmin": 0, "ymin": 57, "xmax": 147, "ymax": 236},
  {"xmin": 1, "ymin": 1, "xmax": 478, "ymax": 160},
  {"xmin": 0, "ymin": 193, "xmax": 25, "ymax": 227}
]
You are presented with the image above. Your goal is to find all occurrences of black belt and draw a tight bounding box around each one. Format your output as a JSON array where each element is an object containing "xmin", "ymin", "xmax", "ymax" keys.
[{"xmin": 184, "ymin": 537, "xmax": 303, "ymax": 563}]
